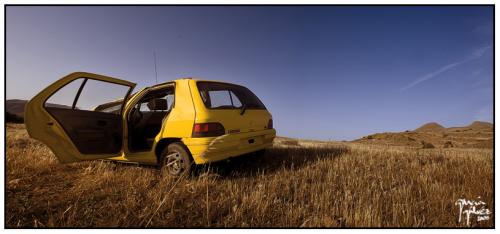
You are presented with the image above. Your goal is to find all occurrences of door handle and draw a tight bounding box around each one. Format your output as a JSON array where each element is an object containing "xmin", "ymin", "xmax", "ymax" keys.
[
  {"xmin": 47, "ymin": 122, "xmax": 54, "ymax": 126},
  {"xmin": 97, "ymin": 120, "xmax": 107, "ymax": 126}
]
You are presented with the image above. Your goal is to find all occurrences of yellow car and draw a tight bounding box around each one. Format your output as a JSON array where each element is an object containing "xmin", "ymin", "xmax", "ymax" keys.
[{"xmin": 25, "ymin": 72, "xmax": 276, "ymax": 176}]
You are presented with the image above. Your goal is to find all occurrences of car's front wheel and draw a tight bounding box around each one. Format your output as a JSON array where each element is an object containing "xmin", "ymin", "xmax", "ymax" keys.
[{"xmin": 160, "ymin": 143, "xmax": 193, "ymax": 177}]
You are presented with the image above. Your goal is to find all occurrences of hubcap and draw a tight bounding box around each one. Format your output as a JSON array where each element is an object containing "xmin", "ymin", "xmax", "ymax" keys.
[{"xmin": 165, "ymin": 152, "xmax": 184, "ymax": 175}]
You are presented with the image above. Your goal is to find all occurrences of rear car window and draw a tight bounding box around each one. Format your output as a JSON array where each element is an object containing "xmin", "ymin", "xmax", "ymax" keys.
[{"xmin": 197, "ymin": 82, "xmax": 266, "ymax": 110}]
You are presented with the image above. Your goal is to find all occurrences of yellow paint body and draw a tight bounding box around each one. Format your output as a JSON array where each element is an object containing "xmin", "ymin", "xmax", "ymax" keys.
[{"xmin": 25, "ymin": 72, "xmax": 275, "ymax": 165}]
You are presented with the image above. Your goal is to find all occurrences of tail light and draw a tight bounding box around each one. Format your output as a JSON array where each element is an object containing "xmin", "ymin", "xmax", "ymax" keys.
[
  {"xmin": 267, "ymin": 119, "xmax": 273, "ymax": 129},
  {"xmin": 192, "ymin": 122, "xmax": 225, "ymax": 137}
]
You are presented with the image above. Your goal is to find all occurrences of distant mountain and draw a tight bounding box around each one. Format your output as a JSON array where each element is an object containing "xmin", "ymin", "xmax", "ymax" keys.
[
  {"xmin": 6, "ymin": 99, "xmax": 71, "ymax": 118},
  {"xmin": 415, "ymin": 122, "xmax": 445, "ymax": 132},
  {"xmin": 467, "ymin": 121, "xmax": 493, "ymax": 130},
  {"xmin": 354, "ymin": 121, "xmax": 493, "ymax": 149},
  {"xmin": 6, "ymin": 99, "xmax": 27, "ymax": 118}
]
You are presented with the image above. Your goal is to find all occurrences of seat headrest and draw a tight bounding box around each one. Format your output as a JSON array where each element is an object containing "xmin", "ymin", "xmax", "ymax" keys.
[{"xmin": 147, "ymin": 98, "xmax": 168, "ymax": 111}]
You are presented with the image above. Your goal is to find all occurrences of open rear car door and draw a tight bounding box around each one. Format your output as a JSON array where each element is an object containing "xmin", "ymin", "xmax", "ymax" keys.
[{"xmin": 25, "ymin": 72, "xmax": 136, "ymax": 163}]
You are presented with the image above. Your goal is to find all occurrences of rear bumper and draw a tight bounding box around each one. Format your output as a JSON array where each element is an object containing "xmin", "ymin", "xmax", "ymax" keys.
[{"xmin": 183, "ymin": 129, "xmax": 276, "ymax": 164}]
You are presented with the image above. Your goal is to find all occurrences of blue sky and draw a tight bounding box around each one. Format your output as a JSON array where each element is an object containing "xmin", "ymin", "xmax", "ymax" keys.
[{"xmin": 6, "ymin": 6, "xmax": 493, "ymax": 140}]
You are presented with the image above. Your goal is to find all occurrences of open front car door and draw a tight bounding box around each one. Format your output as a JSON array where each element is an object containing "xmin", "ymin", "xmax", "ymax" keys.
[{"xmin": 25, "ymin": 72, "xmax": 136, "ymax": 163}]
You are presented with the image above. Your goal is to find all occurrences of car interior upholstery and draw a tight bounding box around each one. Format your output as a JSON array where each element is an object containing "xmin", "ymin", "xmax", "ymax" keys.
[{"xmin": 128, "ymin": 87, "xmax": 173, "ymax": 152}]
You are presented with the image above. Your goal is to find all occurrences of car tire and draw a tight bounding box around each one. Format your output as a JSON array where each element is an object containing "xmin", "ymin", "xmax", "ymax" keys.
[{"xmin": 160, "ymin": 142, "xmax": 193, "ymax": 177}]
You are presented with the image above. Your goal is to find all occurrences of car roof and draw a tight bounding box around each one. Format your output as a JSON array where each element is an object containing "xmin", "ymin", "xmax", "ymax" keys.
[{"xmin": 150, "ymin": 78, "xmax": 239, "ymax": 88}]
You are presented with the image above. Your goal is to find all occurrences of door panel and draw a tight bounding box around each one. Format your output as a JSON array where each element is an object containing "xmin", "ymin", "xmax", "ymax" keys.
[
  {"xmin": 25, "ymin": 72, "xmax": 136, "ymax": 163},
  {"xmin": 46, "ymin": 107, "xmax": 123, "ymax": 154}
]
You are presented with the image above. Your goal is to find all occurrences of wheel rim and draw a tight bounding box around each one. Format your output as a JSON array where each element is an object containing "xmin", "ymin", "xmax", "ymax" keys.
[{"xmin": 165, "ymin": 152, "xmax": 184, "ymax": 175}]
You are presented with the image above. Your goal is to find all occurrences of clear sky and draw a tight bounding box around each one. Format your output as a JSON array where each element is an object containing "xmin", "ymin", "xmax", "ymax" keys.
[{"xmin": 6, "ymin": 6, "xmax": 493, "ymax": 140}]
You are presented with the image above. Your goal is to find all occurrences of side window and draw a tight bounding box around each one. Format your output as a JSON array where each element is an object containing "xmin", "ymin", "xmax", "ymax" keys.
[
  {"xmin": 230, "ymin": 91, "xmax": 242, "ymax": 108},
  {"xmin": 136, "ymin": 87, "xmax": 175, "ymax": 112},
  {"xmin": 202, "ymin": 90, "xmax": 242, "ymax": 109},
  {"xmin": 231, "ymin": 86, "xmax": 266, "ymax": 109},
  {"xmin": 166, "ymin": 94, "xmax": 174, "ymax": 110},
  {"xmin": 197, "ymin": 82, "xmax": 265, "ymax": 109},
  {"xmin": 45, "ymin": 78, "xmax": 131, "ymax": 114},
  {"xmin": 76, "ymin": 79, "xmax": 130, "ymax": 112},
  {"xmin": 208, "ymin": 90, "xmax": 233, "ymax": 108},
  {"xmin": 45, "ymin": 78, "xmax": 84, "ymax": 109}
]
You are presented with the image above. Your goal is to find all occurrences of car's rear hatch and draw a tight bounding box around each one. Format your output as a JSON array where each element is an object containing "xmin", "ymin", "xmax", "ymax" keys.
[{"xmin": 192, "ymin": 81, "xmax": 272, "ymax": 135}]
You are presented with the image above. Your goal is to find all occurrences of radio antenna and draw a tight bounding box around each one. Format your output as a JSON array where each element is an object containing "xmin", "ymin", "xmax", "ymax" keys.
[{"xmin": 153, "ymin": 51, "xmax": 158, "ymax": 84}]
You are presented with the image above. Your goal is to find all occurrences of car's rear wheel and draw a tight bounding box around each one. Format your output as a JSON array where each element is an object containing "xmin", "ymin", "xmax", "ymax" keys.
[{"xmin": 160, "ymin": 143, "xmax": 193, "ymax": 177}]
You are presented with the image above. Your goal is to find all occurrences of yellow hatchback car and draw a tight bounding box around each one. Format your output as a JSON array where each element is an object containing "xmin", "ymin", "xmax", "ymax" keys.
[{"xmin": 25, "ymin": 72, "xmax": 276, "ymax": 176}]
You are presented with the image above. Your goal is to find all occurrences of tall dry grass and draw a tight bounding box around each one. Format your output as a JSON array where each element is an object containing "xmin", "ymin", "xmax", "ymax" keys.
[{"xmin": 6, "ymin": 124, "xmax": 493, "ymax": 227}]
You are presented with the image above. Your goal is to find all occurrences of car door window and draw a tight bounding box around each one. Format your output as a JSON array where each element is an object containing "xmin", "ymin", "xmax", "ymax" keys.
[
  {"xmin": 75, "ymin": 79, "xmax": 130, "ymax": 113},
  {"xmin": 137, "ymin": 92, "xmax": 174, "ymax": 113},
  {"xmin": 45, "ymin": 78, "xmax": 130, "ymax": 114},
  {"xmin": 45, "ymin": 78, "xmax": 85, "ymax": 109}
]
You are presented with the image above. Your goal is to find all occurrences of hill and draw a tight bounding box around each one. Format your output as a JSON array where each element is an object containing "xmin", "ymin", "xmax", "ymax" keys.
[
  {"xmin": 354, "ymin": 121, "xmax": 493, "ymax": 149},
  {"xmin": 6, "ymin": 99, "xmax": 28, "ymax": 117},
  {"xmin": 415, "ymin": 122, "xmax": 445, "ymax": 132},
  {"xmin": 467, "ymin": 121, "xmax": 493, "ymax": 130},
  {"xmin": 6, "ymin": 99, "xmax": 72, "ymax": 118}
]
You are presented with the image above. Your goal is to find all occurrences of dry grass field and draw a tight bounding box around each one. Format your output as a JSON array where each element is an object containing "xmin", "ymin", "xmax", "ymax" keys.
[{"xmin": 6, "ymin": 123, "xmax": 494, "ymax": 227}]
